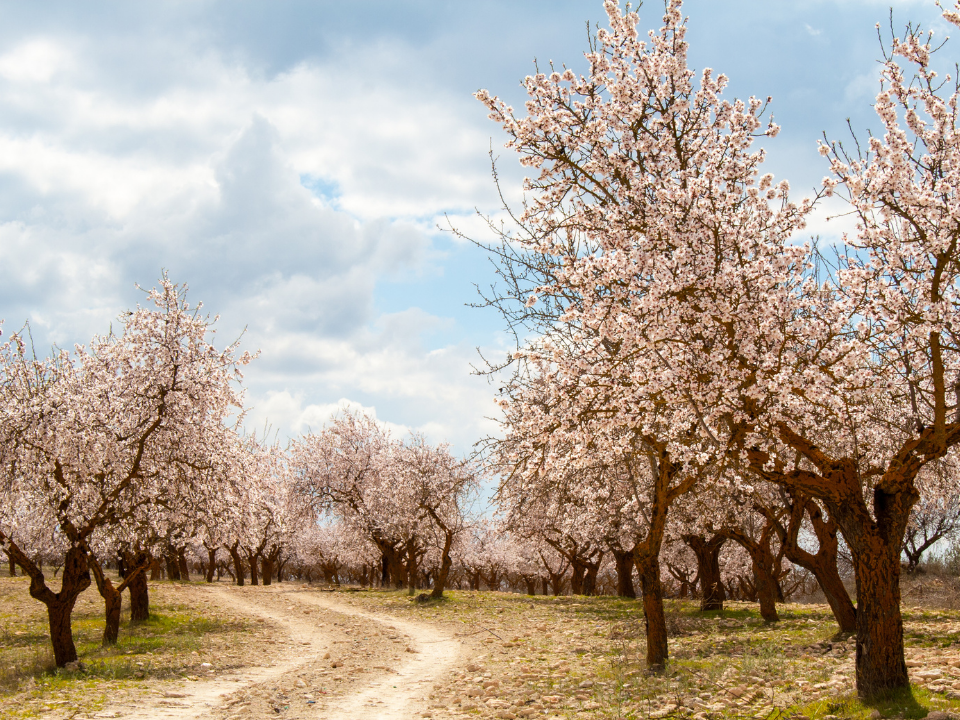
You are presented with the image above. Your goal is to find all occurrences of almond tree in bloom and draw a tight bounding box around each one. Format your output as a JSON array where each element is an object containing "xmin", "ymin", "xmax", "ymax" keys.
[
  {"xmin": 0, "ymin": 277, "xmax": 251, "ymax": 666},
  {"xmin": 398, "ymin": 435, "xmax": 480, "ymax": 598},
  {"xmin": 738, "ymin": 8, "xmax": 960, "ymax": 694},
  {"xmin": 479, "ymin": 0, "xmax": 960, "ymax": 697},
  {"xmin": 477, "ymin": 0, "xmax": 803, "ymax": 671},
  {"xmin": 290, "ymin": 412, "xmax": 414, "ymax": 589}
]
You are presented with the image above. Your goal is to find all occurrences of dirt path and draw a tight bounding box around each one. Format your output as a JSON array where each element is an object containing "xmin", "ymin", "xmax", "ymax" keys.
[
  {"xmin": 295, "ymin": 592, "xmax": 461, "ymax": 720},
  {"xmin": 97, "ymin": 585, "xmax": 463, "ymax": 720}
]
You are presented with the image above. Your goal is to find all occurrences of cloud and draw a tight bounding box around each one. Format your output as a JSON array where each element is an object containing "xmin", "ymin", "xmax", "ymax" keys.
[
  {"xmin": 0, "ymin": 31, "xmax": 507, "ymax": 455},
  {"xmin": 0, "ymin": 39, "xmax": 71, "ymax": 84}
]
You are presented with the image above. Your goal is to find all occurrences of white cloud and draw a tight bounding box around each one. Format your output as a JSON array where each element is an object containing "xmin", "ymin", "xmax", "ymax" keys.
[
  {"xmin": 0, "ymin": 39, "xmax": 71, "ymax": 84},
  {"xmin": 0, "ymin": 33, "xmax": 506, "ymax": 455}
]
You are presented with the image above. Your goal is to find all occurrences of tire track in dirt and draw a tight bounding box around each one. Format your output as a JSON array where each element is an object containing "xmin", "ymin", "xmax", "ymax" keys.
[
  {"xmin": 294, "ymin": 591, "xmax": 462, "ymax": 720},
  {"xmin": 97, "ymin": 585, "xmax": 330, "ymax": 719},
  {"xmin": 96, "ymin": 586, "xmax": 462, "ymax": 720}
]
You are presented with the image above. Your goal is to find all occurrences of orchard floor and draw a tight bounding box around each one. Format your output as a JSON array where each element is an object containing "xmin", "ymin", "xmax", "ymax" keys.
[{"xmin": 4, "ymin": 577, "xmax": 960, "ymax": 719}]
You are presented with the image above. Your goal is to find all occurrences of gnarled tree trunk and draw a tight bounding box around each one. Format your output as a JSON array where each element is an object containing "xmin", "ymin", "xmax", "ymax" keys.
[
  {"xmin": 228, "ymin": 542, "xmax": 245, "ymax": 586},
  {"xmin": 1, "ymin": 538, "xmax": 91, "ymax": 667},
  {"xmin": 204, "ymin": 545, "xmax": 217, "ymax": 583},
  {"xmin": 89, "ymin": 551, "xmax": 151, "ymax": 644},
  {"xmin": 764, "ymin": 494, "xmax": 856, "ymax": 632},
  {"xmin": 683, "ymin": 533, "xmax": 726, "ymax": 612},
  {"xmin": 636, "ymin": 552, "xmax": 667, "ymax": 672},
  {"xmin": 719, "ymin": 522, "xmax": 780, "ymax": 622},
  {"xmin": 612, "ymin": 549, "xmax": 636, "ymax": 599},
  {"xmin": 177, "ymin": 548, "xmax": 189, "ymax": 582}
]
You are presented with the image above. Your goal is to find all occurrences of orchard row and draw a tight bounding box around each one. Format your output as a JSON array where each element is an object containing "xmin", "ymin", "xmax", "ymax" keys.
[{"xmin": 473, "ymin": 0, "xmax": 960, "ymax": 702}]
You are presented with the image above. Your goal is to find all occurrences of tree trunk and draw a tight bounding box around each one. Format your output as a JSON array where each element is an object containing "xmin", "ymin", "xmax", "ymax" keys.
[
  {"xmin": 827, "ymin": 480, "xmax": 914, "ymax": 697},
  {"xmin": 817, "ymin": 561, "xmax": 857, "ymax": 633},
  {"xmin": 205, "ymin": 546, "xmax": 217, "ymax": 583},
  {"xmin": 177, "ymin": 548, "xmax": 189, "ymax": 582},
  {"xmin": 752, "ymin": 553, "xmax": 779, "ymax": 622},
  {"xmin": 757, "ymin": 420, "xmax": 931, "ymax": 698},
  {"xmin": 149, "ymin": 557, "xmax": 161, "ymax": 581},
  {"xmin": 852, "ymin": 539, "xmax": 909, "ymax": 695},
  {"xmin": 165, "ymin": 549, "xmax": 181, "ymax": 581},
  {"xmin": 7, "ymin": 552, "xmax": 16, "ymax": 577},
  {"xmin": 583, "ymin": 558, "xmax": 600, "ymax": 596},
  {"xmin": 683, "ymin": 534, "xmax": 726, "ymax": 611},
  {"xmin": 377, "ymin": 542, "xmax": 405, "ymax": 588},
  {"xmin": 246, "ymin": 551, "xmax": 259, "ymax": 586},
  {"xmin": 406, "ymin": 543, "xmax": 419, "ymax": 596},
  {"xmin": 613, "ymin": 549, "xmax": 636, "ymax": 598},
  {"xmin": 770, "ymin": 496, "xmax": 857, "ymax": 633},
  {"xmin": 636, "ymin": 553, "xmax": 668, "ymax": 672},
  {"xmin": 431, "ymin": 531, "xmax": 454, "ymax": 599},
  {"xmin": 569, "ymin": 560, "xmax": 585, "ymax": 595},
  {"xmin": 88, "ymin": 553, "xmax": 122, "ymax": 645},
  {"xmin": 128, "ymin": 553, "xmax": 151, "ymax": 622},
  {"xmin": 720, "ymin": 524, "xmax": 780, "ymax": 622},
  {"xmin": 262, "ymin": 547, "xmax": 280, "ymax": 586},
  {"xmin": 2, "ymin": 541, "xmax": 92, "ymax": 667},
  {"xmin": 524, "ymin": 577, "xmax": 537, "ymax": 596},
  {"xmin": 228, "ymin": 543, "xmax": 245, "ymax": 586}
]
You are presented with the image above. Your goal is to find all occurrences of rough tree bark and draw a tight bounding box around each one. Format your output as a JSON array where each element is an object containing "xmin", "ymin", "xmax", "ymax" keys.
[
  {"xmin": 425, "ymin": 511, "xmax": 455, "ymax": 599},
  {"xmin": 164, "ymin": 547, "xmax": 181, "ymax": 581},
  {"xmin": 612, "ymin": 548, "xmax": 637, "ymax": 598},
  {"xmin": 261, "ymin": 546, "xmax": 280, "ymax": 586},
  {"xmin": 761, "ymin": 493, "xmax": 856, "ymax": 633},
  {"xmin": 88, "ymin": 551, "xmax": 150, "ymax": 645},
  {"xmin": 682, "ymin": 533, "xmax": 726, "ymax": 612},
  {"xmin": 227, "ymin": 542, "xmax": 245, "ymax": 586},
  {"xmin": 751, "ymin": 424, "xmax": 934, "ymax": 697},
  {"xmin": 204, "ymin": 544, "xmax": 217, "ymax": 583},
  {"xmin": 177, "ymin": 547, "xmax": 189, "ymax": 581},
  {"xmin": 719, "ymin": 522, "xmax": 780, "ymax": 622},
  {"xmin": 1, "ymin": 537, "xmax": 90, "ymax": 666},
  {"xmin": 636, "ymin": 553, "xmax": 667, "ymax": 671}
]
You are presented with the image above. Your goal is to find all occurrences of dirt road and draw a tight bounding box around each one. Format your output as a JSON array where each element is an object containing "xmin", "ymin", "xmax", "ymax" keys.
[{"xmin": 97, "ymin": 585, "xmax": 463, "ymax": 720}]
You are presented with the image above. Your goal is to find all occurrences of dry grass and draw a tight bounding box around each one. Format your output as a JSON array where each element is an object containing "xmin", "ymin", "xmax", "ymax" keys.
[
  {"xmin": 0, "ymin": 573, "xmax": 255, "ymax": 719},
  {"xmin": 332, "ymin": 587, "xmax": 960, "ymax": 720},
  {"xmin": 5, "ymin": 570, "xmax": 960, "ymax": 719}
]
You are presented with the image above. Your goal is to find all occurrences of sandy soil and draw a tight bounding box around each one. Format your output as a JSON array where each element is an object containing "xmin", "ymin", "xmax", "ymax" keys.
[{"xmin": 95, "ymin": 584, "xmax": 463, "ymax": 720}]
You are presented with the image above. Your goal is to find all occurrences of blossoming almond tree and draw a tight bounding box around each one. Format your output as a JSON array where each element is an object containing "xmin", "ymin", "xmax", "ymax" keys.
[
  {"xmin": 398, "ymin": 435, "xmax": 480, "ymax": 598},
  {"xmin": 478, "ymin": 0, "xmax": 806, "ymax": 672},
  {"xmin": 290, "ymin": 411, "xmax": 417, "ymax": 589},
  {"xmin": 741, "ymin": 7, "xmax": 960, "ymax": 694},
  {"xmin": 0, "ymin": 277, "xmax": 251, "ymax": 666}
]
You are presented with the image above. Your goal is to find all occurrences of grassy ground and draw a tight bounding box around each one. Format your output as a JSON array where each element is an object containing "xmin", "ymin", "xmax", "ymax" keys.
[
  {"xmin": 0, "ymin": 574, "xmax": 251, "ymax": 719},
  {"xmin": 5, "ymin": 571, "xmax": 960, "ymax": 720},
  {"xmin": 333, "ymin": 587, "xmax": 960, "ymax": 720}
]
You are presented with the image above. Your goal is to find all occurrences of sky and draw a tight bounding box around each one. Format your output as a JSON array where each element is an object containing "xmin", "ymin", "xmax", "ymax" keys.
[{"xmin": 0, "ymin": 0, "xmax": 953, "ymax": 456}]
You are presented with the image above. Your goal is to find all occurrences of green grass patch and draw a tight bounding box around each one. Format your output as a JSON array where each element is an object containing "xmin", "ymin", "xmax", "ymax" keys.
[{"xmin": 0, "ymin": 575, "xmax": 249, "ymax": 718}]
